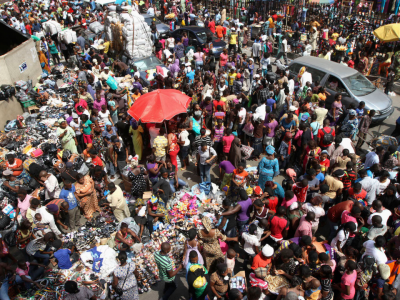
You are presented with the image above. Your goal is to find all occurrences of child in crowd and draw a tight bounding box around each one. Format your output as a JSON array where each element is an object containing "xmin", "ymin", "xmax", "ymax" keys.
[{"xmin": 33, "ymin": 213, "xmax": 50, "ymax": 237}]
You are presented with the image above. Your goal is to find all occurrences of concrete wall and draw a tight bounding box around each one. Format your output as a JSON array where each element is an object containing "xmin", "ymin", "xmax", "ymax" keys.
[
  {"xmin": 0, "ymin": 38, "xmax": 42, "ymax": 129},
  {"xmin": 0, "ymin": 38, "xmax": 42, "ymax": 85}
]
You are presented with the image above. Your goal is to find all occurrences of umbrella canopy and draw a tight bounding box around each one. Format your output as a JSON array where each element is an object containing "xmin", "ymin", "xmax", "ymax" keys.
[
  {"xmin": 127, "ymin": 89, "xmax": 191, "ymax": 123},
  {"xmin": 374, "ymin": 24, "xmax": 400, "ymax": 42},
  {"xmin": 370, "ymin": 135, "xmax": 398, "ymax": 151}
]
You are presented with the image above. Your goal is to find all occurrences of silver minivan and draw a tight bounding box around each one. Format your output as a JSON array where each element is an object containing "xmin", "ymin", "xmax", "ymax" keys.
[{"xmin": 288, "ymin": 56, "xmax": 394, "ymax": 123}]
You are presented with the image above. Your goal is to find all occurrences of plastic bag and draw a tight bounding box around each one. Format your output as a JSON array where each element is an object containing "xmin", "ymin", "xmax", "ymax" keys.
[{"xmin": 106, "ymin": 75, "xmax": 118, "ymax": 90}]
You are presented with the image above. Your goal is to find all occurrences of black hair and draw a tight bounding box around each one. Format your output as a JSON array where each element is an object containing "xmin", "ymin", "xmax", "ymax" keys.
[
  {"xmin": 299, "ymin": 265, "xmax": 312, "ymax": 278},
  {"xmin": 300, "ymin": 235, "xmax": 312, "ymax": 246},
  {"xmin": 248, "ymin": 223, "xmax": 257, "ymax": 235},
  {"xmin": 189, "ymin": 250, "xmax": 198, "ymax": 259},
  {"xmin": 117, "ymin": 250, "xmax": 127, "ymax": 263},
  {"xmin": 320, "ymin": 264, "xmax": 332, "ymax": 279},
  {"xmin": 216, "ymin": 263, "xmax": 227, "ymax": 274},
  {"xmin": 228, "ymin": 289, "xmax": 242, "ymax": 300},
  {"xmin": 375, "ymin": 236, "xmax": 386, "ymax": 248},
  {"xmin": 247, "ymin": 286, "xmax": 262, "ymax": 300},
  {"xmin": 53, "ymin": 239, "xmax": 62, "ymax": 250},
  {"xmin": 318, "ymin": 252, "xmax": 329, "ymax": 262},
  {"xmin": 188, "ymin": 228, "xmax": 197, "ymax": 241},
  {"xmin": 319, "ymin": 184, "xmax": 329, "ymax": 194}
]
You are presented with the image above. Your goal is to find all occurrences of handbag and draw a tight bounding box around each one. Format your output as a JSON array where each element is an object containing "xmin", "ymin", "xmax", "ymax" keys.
[
  {"xmin": 206, "ymin": 148, "xmax": 217, "ymax": 165},
  {"xmin": 31, "ymin": 148, "xmax": 43, "ymax": 158},
  {"xmin": 115, "ymin": 263, "xmax": 131, "ymax": 296}
]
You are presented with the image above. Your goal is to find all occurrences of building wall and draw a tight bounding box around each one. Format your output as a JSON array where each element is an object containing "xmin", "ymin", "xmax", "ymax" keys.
[
  {"xmin": 1, "ymin": 39, "xmax": 42, "ymax": 85},
  {"xmin": 0, "ymin": 38, "xmax": 41, "ymax": 129}
]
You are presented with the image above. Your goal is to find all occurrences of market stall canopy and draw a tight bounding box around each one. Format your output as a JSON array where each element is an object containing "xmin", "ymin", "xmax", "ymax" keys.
[
  {"xmin": 374, "ymin": 23, "xmax": 400, "ymax": 42},
  {"xmin": 127, "ymin": 89, "xmax": 191, "ymax": 123}
]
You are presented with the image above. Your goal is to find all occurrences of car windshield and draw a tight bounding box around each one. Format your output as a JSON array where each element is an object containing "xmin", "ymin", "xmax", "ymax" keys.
[
  {"xmin": 196, "ymin": 29, "xmax": 215, "ymax": 42},
  {"xmin": 342, "ymin": 73, "xmax": 376, "ymax": 97},
  {"xmin": 133, "ymin": 56, "xmax": 162, "ymax": 71},
  {"xmin": 143, "ymin": 17, "xmax": 161, "ymax": 26}
]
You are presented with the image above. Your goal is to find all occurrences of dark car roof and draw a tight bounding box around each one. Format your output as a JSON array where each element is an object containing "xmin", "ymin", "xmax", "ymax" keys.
[{"xmin": 179, "ymin": 26, "xmax": 209, "ymax": 32}]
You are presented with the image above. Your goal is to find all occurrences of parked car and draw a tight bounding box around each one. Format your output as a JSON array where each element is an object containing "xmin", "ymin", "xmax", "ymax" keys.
[
  {"xmin": 131, "ymin": 55, "xmax": 165, "ymax": 86},
  {"xmin": 288, "ymin": 56, "xmax": 394, "ymax": 123},
  {"xmin": 141, "ymin": 14, "xmax": 169, "ymax": 38},
  {"xmin": 171, "ymin": 26, "xmax": 226, "ymax": 57}
]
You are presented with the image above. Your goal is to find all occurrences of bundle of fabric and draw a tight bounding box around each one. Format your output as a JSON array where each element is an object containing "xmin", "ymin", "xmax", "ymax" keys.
[
  {"xmin": 104, "ymin": 10, "xmax": 153, "ymax": 58},
  {"xmin": 58, "ymin": 29, "xmax": 77, "ymax": 44}
]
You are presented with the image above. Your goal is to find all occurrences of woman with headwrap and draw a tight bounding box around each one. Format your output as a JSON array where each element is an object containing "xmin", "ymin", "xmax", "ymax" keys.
[
  {"xmin": 102, "ymin": 122, "xmax": 118, "ymax": 146},
  {"xmin": 146, "ymin": 195, "xmax": 170, "ymax": 235},
  {"xmin": 265, "ymin": 181, "xmax": 285, "ymax": 200},
  {"xmin": 354, "ymin": 255, "xmax": 376, "ymax": 300},
  {"xmin": 197, "ymin": 216, "xmax": 238, "ymax": 273},
  {"xmin": 257, "ymin": 145, "xmax": 279, "ymax": 192},
  {"xmin": 228, "ymin": 137, "xmax": 242, "ymax": 168},
  {"xmin": 278, "ymin": 132, "xmax": 293, "ymax": 171},
  {"xmin": 38, "ymin": 50, "xmax": 50, "ymax": 74},
  {"xmin": 169, "ymin": 59, "xmax": 180, "ymax": 78},
  {"xmin": 379, "ymin": 185, "xmax": 399, "ymax": 211},
  {"xmin": 56, "ymin": 119, "xmax": 78, "ymax": 154},
  {"xmin": 382, "ymin": 145, "xmax": 400, "ymax": 173}
]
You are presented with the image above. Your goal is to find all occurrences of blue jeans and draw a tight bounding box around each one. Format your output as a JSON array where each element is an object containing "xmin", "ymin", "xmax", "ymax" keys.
[
  {"xmin": 0, "ymin": 277, "xmax": 11, "ymax": 300},
  {"xmin": 237, "ymin": 219, "xmax": 249, "ymax": 234},
  {"xmin": 169, "ymin": 178, "xmax": 187, "ymax": 193},
  {"xmin": 195, "ymin": 60, "xmax": 203, "ymax": 70},
  {"xmin": 33, "ymin": 250, "xmax": 50, "ymax": 266},
  {"xmin": 149, "ymin": 177, "xmax": 159, "ymax": 186},
  {"xmin": 107, "ymin": 161, "xmax": 116, "ymax": 176},
  {"xmin": 199, "ymin": 164, "xmax": 211, "ymax": 182},
  {"xmin": 268, "ymin": 28, "xmax": 273, "ymax": 36}
]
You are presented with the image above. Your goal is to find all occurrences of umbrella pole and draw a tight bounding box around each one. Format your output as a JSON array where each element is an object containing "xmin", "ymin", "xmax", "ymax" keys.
[{"xmin": 164, "ymin": 120, "xmax": 168, "ymax": 134}]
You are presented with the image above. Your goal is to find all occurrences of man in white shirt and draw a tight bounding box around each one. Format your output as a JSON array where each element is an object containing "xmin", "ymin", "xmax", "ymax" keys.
[
  {"xmin": 364, "ymin": 146, "xmax": 384, "ymax": 169},
  {"xmin": 303, "ymin": 41, "xmax": 312, "ymax": 56},
  {"xmin": 38, "ymin": 206, "xmax": 62, "ymax": 236},
  {"xmin": 147, "ymin": 5, "xmax": 155, "ymax": 16},
  {"xmin": 367, "ymin": 200, "xmax": 392, "ymax": 226},
  {"xmin": 39, "ymin": 170, "xmax": 61, "ymax": 200},
  {"xmin": 275, "ymin": 36, "xmax": 288, "ymax": 64},
  {"xmin": 362, "ymin": 236, "xmax": 388, "ymax": 265},
  {"xmin": 300, "ymin": 70, "xmax": 312, "ymax": 89},
  {"xmin": 106, "ymin": 183, "xmax": 130, "ymax": 222},
  {"xmin": 358, "ymin": 169, "xmax": 380, "ymax": 205}
]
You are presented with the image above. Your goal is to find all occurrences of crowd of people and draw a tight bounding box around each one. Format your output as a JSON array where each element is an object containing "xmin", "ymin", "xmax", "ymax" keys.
[{"xmin": 1, "ymin": 0, "xmax": 400, "ymax": 299}]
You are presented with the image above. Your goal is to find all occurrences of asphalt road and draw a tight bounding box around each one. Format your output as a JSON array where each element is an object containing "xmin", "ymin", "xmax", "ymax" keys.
[{"xmin": 138, "ymin": 54, "xmax": 400, "ymax": 299}]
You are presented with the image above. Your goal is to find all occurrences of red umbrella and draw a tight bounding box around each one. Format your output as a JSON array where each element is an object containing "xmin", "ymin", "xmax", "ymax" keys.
[{"xmin": 127, "ymin": 89, "xmax": 191, "ymax": 123}]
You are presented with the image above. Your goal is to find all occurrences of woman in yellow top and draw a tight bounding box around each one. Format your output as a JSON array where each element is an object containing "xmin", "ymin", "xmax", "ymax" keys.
[
  {"xmin": 268, "ymin": 16, "xmax": 275, "ymax": 36},
  {"xmin": 38, "ymin": 50, "xmax": 50, "ymax": 74},
  {"xmin": 317, "ymin": 87, "xmax": 330, "ymax": 101},
  {"xmin": 129, "ymin": 120, "xmax": 144, "ymax": 160}
]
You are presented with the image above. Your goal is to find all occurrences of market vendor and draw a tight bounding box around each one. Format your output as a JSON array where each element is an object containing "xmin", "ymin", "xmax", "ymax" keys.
[
  {"xmin": 106, "ymin": 183, "xmax": 130, "ymax": 222},
  {"xmin": 15, "ymin": 188, "xmax": 33, "ymax": 221},
  {"xmin": 37, "ymin": 204, "xmax": 62, "ymax": 237},
  {"xmin": 46, "ymin": 199, "xmax": 71, "ymax": 233},
  {"xmin": 114, "ymin": 222, "xmax": 141, "ymax": 251},
  {"xmin": 38, "ymin": 170, "xmax": 61, "ymax": 200},
  {"xmin": 15, "ymin": 260, "xmax": 46, "ymax": 289},
  {"xmin": 5, "ymin": 153, "xmax": 30, "ymax": 184},
  {"xmin": 147, "ymin": 195, "xmax": 170, "ymax": 235},
  {"xmin": 2, "ymin": 169, "xmax": 20, "ymax": 194},
  {"xmin": 64, "ymin": 280, "xmax": 97, "ymax": 300}
]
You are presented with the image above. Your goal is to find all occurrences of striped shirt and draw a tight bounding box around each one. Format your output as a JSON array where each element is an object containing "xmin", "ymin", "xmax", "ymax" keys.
[{"xmin": 154, "ymin": 251, "xmax": 174, "ymax": 282}]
